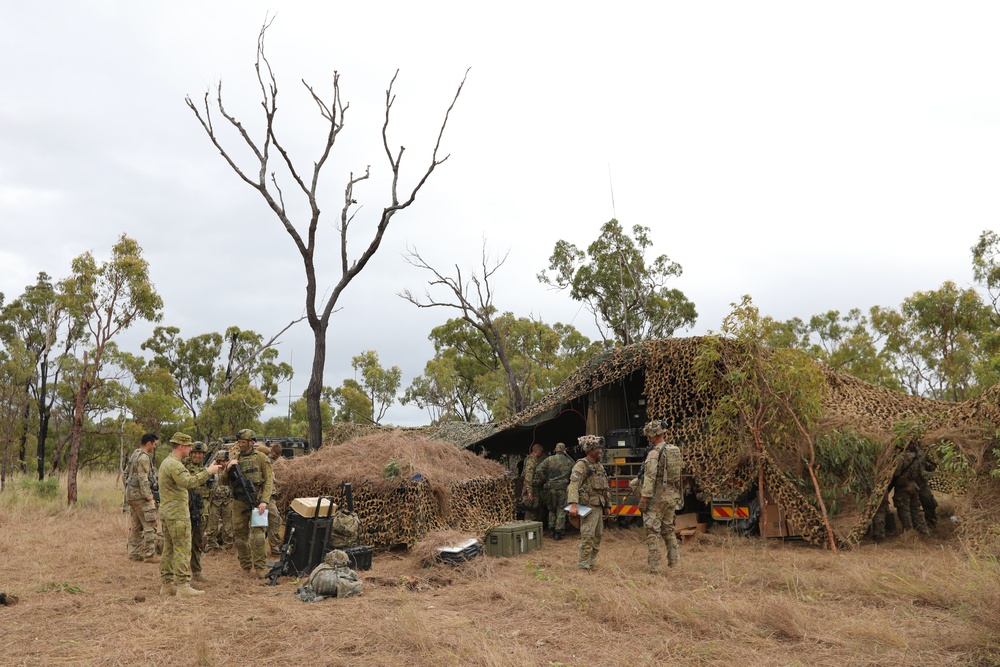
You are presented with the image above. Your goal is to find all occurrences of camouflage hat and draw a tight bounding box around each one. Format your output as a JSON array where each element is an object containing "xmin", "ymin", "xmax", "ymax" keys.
[
  {"xmin": 643, "ymin": 420, "xmax": 667, "ymax": 438},
  {"xmin": 192, "ymin": 441, "xmax": 207, "ymax": 453},
  {"xmin": 169, "ymin": 432, "xmax": 193, "ymax": 447},
  {"xmin": 554, "ymin": 442, "xmax": 567, "ymax": 453},
  {"xmin": 236, "ymin": 428, "xmax": 255, "ymax": 441},
  {"xmin": 578, "ymin": 435, "xmax": 604, "ymax": 452}
]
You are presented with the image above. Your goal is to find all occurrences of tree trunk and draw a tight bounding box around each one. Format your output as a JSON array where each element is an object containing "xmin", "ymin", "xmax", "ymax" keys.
[
  {"xmin": 305, "ymin": 323, "xmax": 328, "ymax": 451},
  {"xmin": 36, "ymin": 356, "xmax": 50, "ymax": 481},
  {"xmin": 17, "ymin": 391, "xmax": 30, "ymax": 473},
  {"xmin": 66, "ymin": 378, "xmax": 89, "ymax": 505}
]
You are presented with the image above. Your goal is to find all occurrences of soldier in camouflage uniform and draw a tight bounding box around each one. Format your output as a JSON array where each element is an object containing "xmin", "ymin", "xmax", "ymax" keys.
[
  {"xmin": 637, "ymin": 420, "xmax": 682, "ymax": 573},
  {"xmin": 534, "ymin": 442, "xmax": 574, "ymax": 540},
  {"xmin": 157, "ymin": 432, "xmax": 221, "ymax": 597},
  {"xmin": 892, "ymin": 441, "xmax": 930, "ymax": 536},
  {"xmin": 125, "ymin": 433, "xmax": 161, "ymax": 563},
  {"xmin": 567, "ymin": 435, "xmax": 611, "ymax": 570},
  {"xmin": 221, "ymin": 428, "xmax": 274, "ymax": 578},
  {"xmin": 205, "ymin": 441, "xmax": 234, "ymax": 552},
  {"xmin": 521, "ymin": 443, "xmax": 545, "ymax": 522},
  {"xmin": 183, "ymin": 442, "xmax": 212, "ymax": 582},
  {"xmin": 264, "ymin": 442, "xmax": 284, "ymax": 556}
]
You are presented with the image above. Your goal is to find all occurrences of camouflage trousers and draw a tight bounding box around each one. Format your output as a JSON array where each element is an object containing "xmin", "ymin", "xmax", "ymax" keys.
[
  {"xmin": 160, "ymin": 518, "xmax": 193, "ymax": 586},
  {"xmin": 232, "ymin": 501, "xmax": 267, "ymax": 571},
  {"xmin": 894, "ymin": 485, "xmax": 929, "ymax": 535},
  {"xmin": 190, "ymin": 519, "xmax": 204, "ymax": 574},
  {"xmin": 577, "ymin": 507, "xmax": 604, "ymax": 569},
  {"xmin": 872, "ymin": 493, "xmax": 891, "ymax": 540},
  {"xmin": 919, "ymin": 483, "xmax": 938, "ymax": 528},
  {"xmin": 266, "ymin": 500, "xmax": 282, "ymax": 555},
  {"xmin": 522, "ymin": 491, "xmax": 542, "ymax": 523},
  {"xmin": 643, "ymin": 495, "xmax": 679, "ymax": 573},
  {"xmin": 127, "ymin": 498, "xmax": 160, "ymax": 560},
  {"xmin": 544, "ymin": 487, "xmax": 569, "ymax": 531},
  {"xmin": 206, "ymin": 502, "xmax": 234, "ymax": 549}
]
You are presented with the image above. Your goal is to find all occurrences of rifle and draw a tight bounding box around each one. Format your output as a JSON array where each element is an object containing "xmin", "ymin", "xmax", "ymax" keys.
[
  {"xmin": 266, "ymin": 525, "xmax": 296, "ymax": 586},
  {"xmin": 189, "ymin": 489, "xmax": 205, "ymax": 551},
  {"xmin": 228, "ymin": 459, "xmax": 258, "ymax": 512}
]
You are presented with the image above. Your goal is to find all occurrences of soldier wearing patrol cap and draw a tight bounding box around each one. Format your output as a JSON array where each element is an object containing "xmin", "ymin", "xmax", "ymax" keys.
[
  {"xmin": 534, "ymin": 442, "xmax": 574, "ymax": 540},
  {"xmin": 220, "ymin": 428, "xmax": 273, "ymax": 578},
  {"xmin": 157, "ymin": 432, "xmax": 222, "ymax": 597},
  {"xmin": 567, "ymin": 435, "xmax": 611, "ymax": 570},
  {"xmin": 639, "ymin": 420, "xmax": 683, "ymax": 573}
]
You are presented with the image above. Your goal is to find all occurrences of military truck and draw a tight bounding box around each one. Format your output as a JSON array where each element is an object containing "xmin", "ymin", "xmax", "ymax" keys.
[{"xmin": 219, "ymin": 436, "xmax": 312, "ymax": 458}]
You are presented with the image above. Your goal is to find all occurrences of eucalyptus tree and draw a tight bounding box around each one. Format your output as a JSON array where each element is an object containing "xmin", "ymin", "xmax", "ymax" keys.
[
  {"xmin": 538, "ymin": 219, "xmax": 697, "ymax": 346},
  {"xmin": 59, "ymin": 234, "xmax": 163, "ymax": 505},
  {"xmin": 187, "ymin": 19, "xmax": 467, "ymax": 450}
]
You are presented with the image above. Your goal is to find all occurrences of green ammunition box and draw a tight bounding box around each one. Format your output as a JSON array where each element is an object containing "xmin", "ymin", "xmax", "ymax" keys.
[{"xmin": 486, "ymin": 521, "xmax": 543, "ymax": 557}]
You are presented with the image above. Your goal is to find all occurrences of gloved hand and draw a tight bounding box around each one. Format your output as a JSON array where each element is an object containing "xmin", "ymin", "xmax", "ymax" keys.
[{"xmin": 638, "ymin": 496, "xmax": 649, "ymax": 512}]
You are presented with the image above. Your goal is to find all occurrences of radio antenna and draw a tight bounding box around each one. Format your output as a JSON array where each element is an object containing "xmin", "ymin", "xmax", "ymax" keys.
[{"xmin": 608, "ymin": 163, "xmax": 617, "ymax": 219}]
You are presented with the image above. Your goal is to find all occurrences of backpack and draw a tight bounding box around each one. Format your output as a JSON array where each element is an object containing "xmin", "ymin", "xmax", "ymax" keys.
[{"xmin": 328, "ymin": 510, "xmax": 361, "ymax": 548}]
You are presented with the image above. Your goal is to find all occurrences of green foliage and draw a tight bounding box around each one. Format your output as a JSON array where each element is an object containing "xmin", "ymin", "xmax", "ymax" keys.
[
  {"xmin": 331, "ymin": 378, "xmax": 374, "ymax": 424},
  {"xmin": 36, "ymin": 582, "xmax": 84, "ymax": 594},
  {"xmin": 17, "ymin": 476, "xmax": 59, "ymax": 499},
  {"xmin": 538, "ymin": 218, "xmax": 697, "ymax": 346},
  {"xmin": 871, "ymin": 281, "xmax": 991, "ymax": 401},
  {"xmin": 808, "ymin": 430, "xmax": 882, "ymax": 515},
  {"xmin": 383, "ymin": 459, "xmax": 401, "ymax": 480},
  {"xmin": 352, "ymin": 350, "xmax": 401, "ymax": 424},
  {"xmin": 935, "ymin": 441, "xmax": 973, "ymax": 491}
]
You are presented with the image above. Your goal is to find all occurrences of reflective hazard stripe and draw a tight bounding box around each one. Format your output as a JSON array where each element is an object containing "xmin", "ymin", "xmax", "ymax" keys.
[
  {"xmin": 610, "ymin": 505, "xmax": 641, "ymax": 515},
  {"xmin": 712, "ymin": 506, "xmax": 734, "ymax": 519}
]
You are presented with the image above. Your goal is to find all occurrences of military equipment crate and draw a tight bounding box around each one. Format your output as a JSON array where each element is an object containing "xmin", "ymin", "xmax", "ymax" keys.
[{"xmin": 486, "ymin": 521, "xmax": 543, "ymax": 557}]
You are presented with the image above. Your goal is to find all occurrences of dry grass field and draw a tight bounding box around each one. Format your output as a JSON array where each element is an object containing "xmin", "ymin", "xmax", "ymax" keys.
[{"xmin": 1, "ymin": 472, "xmax": 999, "ymax": 667}]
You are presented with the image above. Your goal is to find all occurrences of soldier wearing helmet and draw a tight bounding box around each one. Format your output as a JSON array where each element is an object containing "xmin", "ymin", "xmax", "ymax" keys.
[
  {"xmin": 205, "ymin": 441, "xmax": 234, "ymax": 552},
  {"xmin": 182, "ymin": 441, "xmax": 212, "ymax": 583},
  {"xmin": 567, "ymin": 435, "xmax": 611, "ymax": 570},
  {"xmin": 638, "ymin": 420, "xmax": 683, "ymax": 573},
  {"xmin": 220, "ymin": 428, "xmax": 274, "ymax": 577}
]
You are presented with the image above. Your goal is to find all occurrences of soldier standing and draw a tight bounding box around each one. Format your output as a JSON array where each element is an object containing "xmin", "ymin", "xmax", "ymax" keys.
[
  {"xmin": 205, "ymin": 441, "xmax": 234, "ymax": 552},
  {"xmin": 157, "ymin": 432, "xmax": 221, "ymax": 597},
  {"xmin": 183, "ymin": 442, "xmax": 212, "ymax": 583},
  {"xmin": 521, "ymin": 443, "xmax": 545, "ymax": 522},
  {"xmin": 221, "ymin": 428, "xmax": 274, "ymax": 578},
  {"xmin": 567, "ymin": 435, "xmax": 611, "ymax": 570},
  {"xmin": 637, "ymin": 420, "xmax": 682, "ymax": 573},
  {"xmin": 534, "ymin": 442, "xmax": 574, "ymax": 540},
  {"xmin": 125, "ymin": 433, "xmax": 161, "ymax": 563},
  {"xmin": 265, "ymin": 442, "xmax": 284, "ymax": 556},
  {"xmin": 893, "ymin": 441, "xmax": 930, "ymax": 536}
]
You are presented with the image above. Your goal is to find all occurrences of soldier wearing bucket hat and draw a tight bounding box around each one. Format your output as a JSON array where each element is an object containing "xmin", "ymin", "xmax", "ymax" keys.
[{"xmin": 157, "ymin": 432, "xmax": 222, "ymax": 597}]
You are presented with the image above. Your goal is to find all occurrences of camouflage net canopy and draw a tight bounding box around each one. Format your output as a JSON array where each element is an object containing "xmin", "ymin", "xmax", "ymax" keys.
[
  {"xmin": 279, "ymin": 432, "xmax": 514, "ymax": 552},
  {"xmin": 493, "ymin": 337, "xmax": 1000, "ymax": 550}
]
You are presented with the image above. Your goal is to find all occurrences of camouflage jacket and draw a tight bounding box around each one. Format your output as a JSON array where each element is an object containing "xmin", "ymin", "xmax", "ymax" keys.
[
  {"xmin": 522, "ymin": 454, "xmax": 543, "ymax": 495},
  {"xmin": 157, "ymin": 454, "xmax": 212, "ymax": 521},
  {"xmin": 208, "ymin": 479, "xmax": 232, "ymax": 505},
  {"xmin": 535, "ymin": 452, "xmax": 575, "ymax": 491},
  {"xmin": 221, "ymin": 448, "xmax": 273, "ymax": 506},
  {"xmin": 182, "ymin": 456, "xmax": 212, "ymax": 517},
  {"xmin": 640, "ymin": 442, "xmax": 682, "ymax": 501},
  {"xmin": 567, "ymin": 458, "xmax": 610, "ymax": 508},
  {"xmin": 124, "ymin": 448, "xmax": 156, "ymax": 501}
]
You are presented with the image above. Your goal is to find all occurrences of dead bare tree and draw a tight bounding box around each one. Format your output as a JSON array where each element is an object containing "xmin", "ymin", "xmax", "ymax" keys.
[
  {"xmin": 400, "ymin": 244, "xmax": 532, "ymax": 416},
  {"xmin": 186, "ymin": 20, "xmax": 468, "ymax": 448}
]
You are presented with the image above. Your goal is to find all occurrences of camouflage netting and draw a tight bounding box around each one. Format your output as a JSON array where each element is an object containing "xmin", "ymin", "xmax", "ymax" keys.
[
  {"xmin": 324, "ymin": 421, "xmax": 499, "ymax": 449},
  {"xmin": 278, "ymin": 432, "xmax": 514, "ymax": 552},
  {"xmin": 492, "ymin": 337, "xmax": 1000, "ymax": 550}
]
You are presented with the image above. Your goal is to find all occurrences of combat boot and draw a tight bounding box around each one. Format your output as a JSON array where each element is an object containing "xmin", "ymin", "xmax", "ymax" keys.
[
  {"xmin": 175, "ymin": 584, "xmax": 204, "ymax": 598},
  {"xmin": 192, "ymin": 572, "xmax": 209, "ymax": 583},
  {"xmin": 143, "ymin": 555, "xmax": 161, "ymax": 564},
  {"xmin": 159, "ymin": 584, "xmax": 176, "ymax": 597}
]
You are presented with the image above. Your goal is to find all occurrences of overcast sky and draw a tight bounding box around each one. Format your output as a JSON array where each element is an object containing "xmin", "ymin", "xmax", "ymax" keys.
[{"xmin": 2, "ymin": 2, "xmax": 998, "ymax": 426}]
